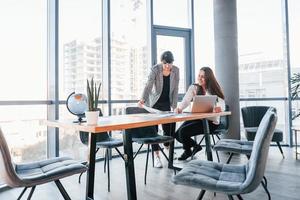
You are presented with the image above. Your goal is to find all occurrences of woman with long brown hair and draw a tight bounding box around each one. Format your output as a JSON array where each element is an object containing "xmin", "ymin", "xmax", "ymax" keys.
[{"xmin": 174, "ymin": 67, "xmax": 225, "ymax": 160}]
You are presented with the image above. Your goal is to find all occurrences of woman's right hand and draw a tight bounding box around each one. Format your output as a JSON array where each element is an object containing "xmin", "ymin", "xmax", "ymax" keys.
[
  {"xmin": 138, "ymin": 99, "xmax": 145, "ymax": 108},
  {"xmin": 175, "ymin": 107, "xmax": 182, "ymax": 114}
]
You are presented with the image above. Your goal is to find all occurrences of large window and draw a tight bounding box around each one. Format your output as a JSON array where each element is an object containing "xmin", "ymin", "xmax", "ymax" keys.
[
  {"xmin": 237, "ymin": 0, "xmax": 289, "ymax": 143},
  {"xmin": 0, "ymin": 0, "xmax": 47, "ymax": 164},
  {"xmin": 0, "ymin": 1, "xmax": 47, "ymax": 100},
  {"xmin": 153, "ymin": 0, "xmax": 191, "ymax": 28},
  {"xmin": 194, "ymin": 0, "xmax": 215, "ymax": 76},
  {"xmin": 289, "ymin": 0, "xmax": 300, "ymax": 130},
  {"xmin": 237, "ymin": 0, "xmax": 287, "ymax": 98},
  {"xmin": 110, "ymin": 0, "xmax": 148, "ymax": 104},
  {"xmin": 59, "ymin": 0, "xmax": 102, "ymax": 158}
]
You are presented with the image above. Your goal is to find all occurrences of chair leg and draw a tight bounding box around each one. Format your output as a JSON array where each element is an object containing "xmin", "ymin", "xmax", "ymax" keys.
[
  {"xmin": 106, "ymin": 148, "xmax": 111, "ymax": 192},
  {"xmin": 78, "ymin": 171, "xmax": 84, "ymax": 184},
  {"xmin": 227, "ymin": 195, "xmax": 234, "ymax": 200},
  {"xmin": 237, "ymin": 194, "xmax": 244, "ymax": 200},
  {"xmin": 261, "ymin": 181, "xmax": 271, "ymax": 200},
  {"xmin": 17, "ymin": 187, "xmax": 28, "ymax": 200},
  {"xmin": 226, "ymin": 153, "xmax": 234, "ymax": 164},
  {"xmin": 27, "ymin": 186, "xmax": 36, "ymax": 200},
  {"xmin": 144, "ymin": 144, "xmax": 150, "ymax": 185},
  {"xmin": 196, "ymin": 190, "xmax": 206, "ymax": 200},
  {"xmin": 54, "ymin": 180, "xmax": 71, "ymax": 200},
  {"xmin": 115, "ymin": 147, "xmax": 124, "ymax": 160},
  {"xmin": 78, "ymin": 161, "xmax": 87, "ymax": 184},
  {"xmin": 133, "ymin": 144, "xmax": 144, "ymax": 159},
  {"xmin": 263, "ymin": 176, "xmax": 268, "ymax": 187},
  {"xmin": 276, "ymin": 142, "xmax": 285, "ymax": 158},
  {"xmin": 151, "ymin": 147, "xmax": 154, "ymax": 167},
  {"xmin": 104, "ymin": 148, "xmax": 107, "ymax": 173},
  {"xmin": 211, "ymin": 134, "xmax": 220, "ymax": 162},
  {"xmin": 158, "ymin": 145, "xmax": 169, "ymax": 162}
]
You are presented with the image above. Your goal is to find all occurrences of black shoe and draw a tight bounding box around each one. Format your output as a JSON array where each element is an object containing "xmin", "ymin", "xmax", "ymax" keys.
[
  {"xmin": 192, "ymin": 145, "xmax": 202, "ymax": 156},
  {"xmin": 178, "ymin": 150, "xmax": 192, "ymax": 161}
]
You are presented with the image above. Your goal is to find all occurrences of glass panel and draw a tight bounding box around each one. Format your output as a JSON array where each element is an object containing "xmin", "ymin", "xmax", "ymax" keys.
[
  {"xmin": 110, "ymin": 0, "xmax": 148, "ymax": 100},
  {"xmin": 58, "ymin": 104, "xmax": 108, "ymax": 160},
  {"xmin": 237, "ymin": 0, "xmax": 288, "ymax": 98},
  {"xmin": 153, "ymin": 0, "xmax": 191, "ymax": 28},
  {"xmin": 0, "ymin": 105, "xmax": 47, "ymax": 163},
  {"xmin": 289, "ymin": 0, "xmax": 300, "ymax": 137},
  {"xmin": 239, "ymin": 101, "xmax": 288, "ymax": 144},
  {"xmin": 0, "ymin": 1, "xmax": 47, "ymax": 100},
  {"xmin": 156, "ymin": 35, "xmax": 185, "ymax": 93},
  {"xmin": 59, "ymin": 0, "xmax": 102, "ymax": 101},
  {"xmin": 194, "ymin": 0, "xmax": 215, "ymax": 75}
]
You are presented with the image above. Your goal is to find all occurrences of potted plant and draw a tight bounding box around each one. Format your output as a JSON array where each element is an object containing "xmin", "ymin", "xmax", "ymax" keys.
[
  {"xmin": 85, "ymin": 77, "xmax": 101, "ymax": 125},
  {"xmin": 291, "ymin": 73, "xmax": 300, "ymax": 120}
]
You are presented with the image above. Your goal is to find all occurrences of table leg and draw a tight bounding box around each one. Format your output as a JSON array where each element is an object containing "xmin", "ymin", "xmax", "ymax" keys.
[
  {"xmin": 86, "ymin": 133, "xmax": 97, "ymax": 200},
  {"xmin": 203, "ymin": 119, "xmax": 213, "ymax": 161},
  {"xmin": 295, "ymin": 130, "xmax": 298, "ymax": 160},
  {"xmin": 168, "ymin": 123, "xmax": 174, "ymax": 169},
  {"xmin": 123, "ymin": 131, "xmax": 137, "ymax": 200}
]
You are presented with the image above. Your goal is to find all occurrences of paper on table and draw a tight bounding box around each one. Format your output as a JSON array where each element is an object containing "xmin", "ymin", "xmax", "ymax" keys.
[
  {"xmin": 141, "ymin": 104, "xmax": 162, "ymax": 114},
  {"xmin": 140, "ymin": 104, "xmax": 175, "ymax": 115}
]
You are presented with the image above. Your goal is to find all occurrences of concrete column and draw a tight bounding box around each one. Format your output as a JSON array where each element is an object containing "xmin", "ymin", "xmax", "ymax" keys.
[{"xmin": 214, "ymin": 0, "xmax": 240, "ymax": 139}]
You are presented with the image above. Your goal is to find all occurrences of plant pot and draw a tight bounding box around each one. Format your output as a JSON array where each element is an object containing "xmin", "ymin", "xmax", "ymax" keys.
[{"xmin": 85, "ymin": 110, "xmax": 100, "ymax": 125}]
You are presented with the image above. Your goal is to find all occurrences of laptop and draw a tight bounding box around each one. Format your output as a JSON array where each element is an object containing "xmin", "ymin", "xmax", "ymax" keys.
[{"xmin": 190, "ymin": 95, "xmax": 217, "ymax": 113}]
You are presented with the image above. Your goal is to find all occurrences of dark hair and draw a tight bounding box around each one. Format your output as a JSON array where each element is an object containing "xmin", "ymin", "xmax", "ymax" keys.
[
  {"xmin": 160, "ymin": 51, "xmax": 174, "ymax": 64},
  {"xmin": 200, "ymin": 66, "xmax": 225, "ymax": 99}
]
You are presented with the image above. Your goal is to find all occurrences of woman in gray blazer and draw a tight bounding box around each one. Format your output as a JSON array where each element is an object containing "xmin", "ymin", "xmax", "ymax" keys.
[{"xmin": 139, "ymin": 51, "xmax": 180, "ymax": 168}]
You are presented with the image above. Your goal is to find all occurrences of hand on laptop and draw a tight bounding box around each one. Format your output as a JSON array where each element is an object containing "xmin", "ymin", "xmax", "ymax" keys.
[
  {"xmin": 138, "ymin": 99, "xmax": 144, "ymax": 108},
  {"xmin": 214, "ymin": 106, "xmax": 221, "ymax": 113},
  {"xmin": 175, "ymin": 107, "xmax": 183, "ymax": 114}
]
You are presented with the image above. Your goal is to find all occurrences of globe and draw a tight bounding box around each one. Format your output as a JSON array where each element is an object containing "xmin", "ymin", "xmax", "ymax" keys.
[{"xmin": 66, "ymin": 92, "xmax": 88, "ymax": 123}]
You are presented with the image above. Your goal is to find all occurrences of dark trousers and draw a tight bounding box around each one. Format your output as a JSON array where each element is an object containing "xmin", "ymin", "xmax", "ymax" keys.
[
  {"xmin": 152, "ymin": 102, "xmax": 175, "ymax": 151},
  {"xmin": 175, "ymin": 119, "xmax": 219, "ymax": 152}
]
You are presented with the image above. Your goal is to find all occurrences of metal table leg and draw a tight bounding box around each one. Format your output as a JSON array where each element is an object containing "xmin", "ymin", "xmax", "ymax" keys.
[
  {"xmin": 295, "ymin": 129, "xmax": 299, "ymax": 160},
  {"xmin": 203, "ymin": 119, "xmax": 213, "ymax": 161},
  {"xmin": 123, "ymin": 131, "xmax": 137, "ymax": 200},
  {"xmin": 86, "ymin": 133, "xmax": 97, "ymax": 200}
]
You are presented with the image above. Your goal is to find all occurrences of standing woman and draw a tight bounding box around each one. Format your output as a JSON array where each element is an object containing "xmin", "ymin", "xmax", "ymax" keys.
[
  {"xmin": 139, "ymin": 51, "xmax": 180, "ymax": 168},
  {"xmin": 175, "ymin": 66, "xmax": 225, "ymax": 161}
]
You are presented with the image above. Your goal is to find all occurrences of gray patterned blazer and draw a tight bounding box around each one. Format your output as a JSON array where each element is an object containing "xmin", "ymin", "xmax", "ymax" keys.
[{"xmin": 141, "ymin": 64, "xmax": 179, "ymax": 109}]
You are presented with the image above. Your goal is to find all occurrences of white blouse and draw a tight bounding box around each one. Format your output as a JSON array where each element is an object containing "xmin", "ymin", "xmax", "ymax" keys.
[{"xmin": 178, "ymin": 85, "xmax": 225, "ymax": 124}]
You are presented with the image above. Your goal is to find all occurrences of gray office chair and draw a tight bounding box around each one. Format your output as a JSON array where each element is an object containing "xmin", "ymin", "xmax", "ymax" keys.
[
  {"xmin": 77, "ymin": 109, "xmax": 124, "ymax": 192},
  {"xmin": 125, "ymin": 107, "xmax": 175, "ymax": 184},
  {"xmin": 213, "ymin": 139, "xmax": 270, "ymax": 199},
  {"xmin": 78, "ymin": 131, "xmax": 124, "ymax": 192},
  {"xmin": 0, "ymin": 128, "xmax": 87, "ymax": 200},
  {"xmin": 172, "ymin": 109, "xmax": 277, "ymax": 200},
  {"xmin": 242, "ymin": 106, "xmax": 284, "ymax": 158}
]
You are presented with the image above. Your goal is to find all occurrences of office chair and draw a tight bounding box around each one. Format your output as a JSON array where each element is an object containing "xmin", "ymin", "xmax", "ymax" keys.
[
  {"xmin": 0, "ymin": 128, "xmax": 87, "ymax": 200},
  {"xmin": 172, "ymin": 109, "xmax": 277, "ymax": 200},
  {"xmin": 242, "ymin": 106, "xmax": 284, "ymax": 158},
  {"xmin": 125, "ymin": 107, "xmax": 175, "ymax": 185}
]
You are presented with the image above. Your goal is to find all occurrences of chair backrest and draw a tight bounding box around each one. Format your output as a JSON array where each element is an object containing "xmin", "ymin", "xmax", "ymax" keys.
[
  {"xmin": 0, "ymin": 128, "xmax": 23, "ymax": 187},
  {"xmin": 125, "ymin": 107, "xmax": 158, "ymax": 138},
  {"xmin": 241, "ymin": 108, "xmax": 277, "ymax": 193},
  {"xmin": 241, "ymin": 106, "xmax": 272, "ymax": 128},
  {"xmin": 79, "ymin": 109, "xmax": 109, "ymax": 145}
]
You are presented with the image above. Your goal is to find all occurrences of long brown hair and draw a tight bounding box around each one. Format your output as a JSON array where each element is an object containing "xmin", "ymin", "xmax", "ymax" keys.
[{"xmin": 200, "ymin": 67, "xmax": 225, "ymax": 99}]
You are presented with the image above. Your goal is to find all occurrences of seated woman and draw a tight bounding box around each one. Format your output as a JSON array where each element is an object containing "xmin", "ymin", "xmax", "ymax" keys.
[{"xmin": 174, "ymin": 66, "xmax": 225, "ymax": 160}]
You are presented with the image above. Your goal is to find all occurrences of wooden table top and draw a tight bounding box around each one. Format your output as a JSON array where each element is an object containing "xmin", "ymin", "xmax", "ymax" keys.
[{"xmin": 44, "ymin": 111, "xmax": 231, "ymax": 133}]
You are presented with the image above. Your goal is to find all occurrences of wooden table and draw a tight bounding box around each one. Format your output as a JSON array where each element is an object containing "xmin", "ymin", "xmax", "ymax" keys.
[{"xmin": 45, "ymin": 111, "xmax": 231, "ymax": 200}]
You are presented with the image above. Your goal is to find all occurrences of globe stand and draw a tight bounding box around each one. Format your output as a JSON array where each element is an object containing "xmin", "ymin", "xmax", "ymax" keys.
[{"xmin": 74, "ymin": 115, "xmax": 86, "ymax": 123}]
